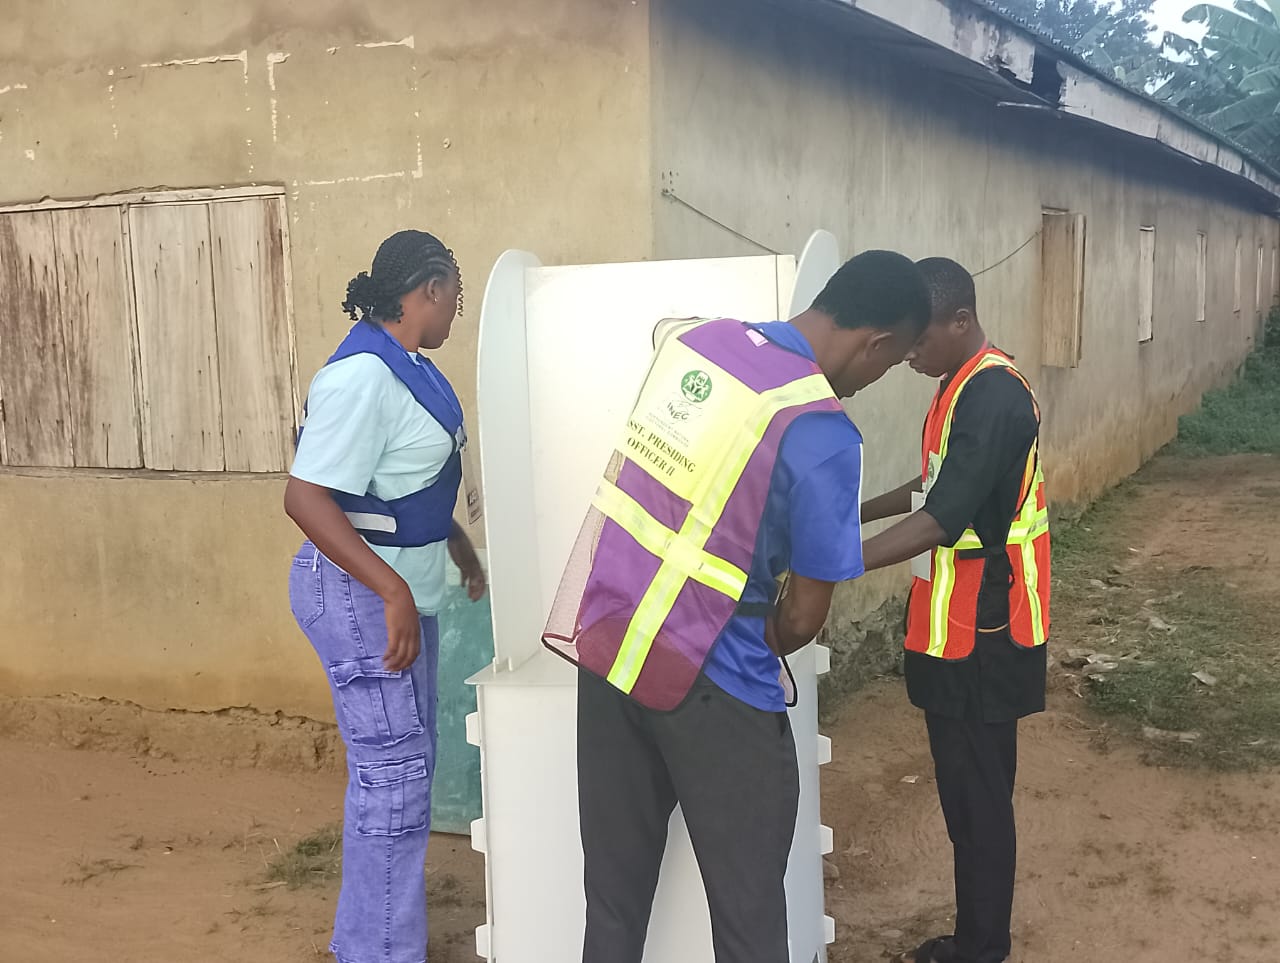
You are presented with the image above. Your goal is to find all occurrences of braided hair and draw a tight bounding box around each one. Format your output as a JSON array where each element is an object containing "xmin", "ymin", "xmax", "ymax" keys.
[{"xmin": 342, "ymin": 230, "xmax": 462, "ymax": 323}]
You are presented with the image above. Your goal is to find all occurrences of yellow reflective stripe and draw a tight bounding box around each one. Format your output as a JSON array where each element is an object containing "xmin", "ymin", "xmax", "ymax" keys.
[
  {"xmin": 936, "ymin": 355, "xmax": 1010, "ymax": 461},
  {"xmin": 1022, "ymin": 463, "xmax": 1049, "ymax": 647},
  {"xmin": 1021, "ymin": 534, "xmax": 1047, "ymax": 646},
  {"xmin": 928, "ymin": 547, "xmax": 956, "ymax": 657},
  {"xmin": 1019, "ymin": 440, "xmax": 1038, "ymax": 507},
  {"xmin": 952, "ymin": 511, "xmax": 1048, "ymax": 551},
  {"xmin": 592, "ymin": 482, "xmax": 748, "ymax": 597},
  {"xmin": 608, "ymin": 573, "xmax": 685, "ymax": 692},
  {"xmin": 607, "ymin": 372, "xmax": 837, "ymax": 693}
]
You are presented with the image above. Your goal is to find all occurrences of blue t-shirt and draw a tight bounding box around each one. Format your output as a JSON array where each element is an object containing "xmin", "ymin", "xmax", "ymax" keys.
[{"xmin": 702, "ymin": 321, "xmax": 865, "ymax": 711}]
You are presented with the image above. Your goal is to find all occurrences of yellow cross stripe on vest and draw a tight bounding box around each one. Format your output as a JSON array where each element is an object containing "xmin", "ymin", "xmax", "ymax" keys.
[
  {"xmin": 605, "ymin": 372, "xmax": 835, "ymax": 694},
  {"xmin": 592, "ymin": 481, "xmax": 749, "ymax": 597}
]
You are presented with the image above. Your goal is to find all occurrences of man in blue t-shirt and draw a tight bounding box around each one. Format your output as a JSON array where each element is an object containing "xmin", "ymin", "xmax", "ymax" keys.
[{"xmin": 578, "ymin": 251, "xmax": 932, "ymax": 963}]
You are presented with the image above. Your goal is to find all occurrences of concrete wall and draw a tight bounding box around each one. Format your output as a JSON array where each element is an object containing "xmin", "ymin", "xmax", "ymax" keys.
[
  {"xmin": 3, "ymin": 0, "xmax": 1277, "ymax": 718},
  {"xmin": 0, "ymin": 0, "xmax": 653, "ymax": 717},
  {"xmin": 650, "ymin": 0, "xmax": 1279, "ymax": 650}
]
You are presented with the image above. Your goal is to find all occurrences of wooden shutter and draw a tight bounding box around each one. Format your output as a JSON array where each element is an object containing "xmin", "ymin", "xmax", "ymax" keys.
[
  {"xmin": 1138, "ymin": 227, "xmax": 1155, "ymax": 344},
  {"xmin": 1258, "ymin": 245, "xmax": 1266, "ymax": 318},
  {"xmin": 209, "ymin": 198, "xmax": 295, "ymax": 472},
  {"xmin": 1040, "ymin": 211, "xmax": 1086, "ymax": 368},
  {"xmin": 0, "ymin": 192, "xmax": 294, "ymax": 472},
  {"xmin": 129, "ymin": 203, "xmax": 226, "ymax": 471},
  {"xmin": 53, "ymin": 208, "xmax": 144, "ymax": 467},
  {"xmin": 1234, "ymin": 237, "xmax": 1242, "ymax": 313},
  {"xmin": 0, "ymin": 210, "xmax": 75, "ymax": 466},
  {"xmin": 1195, "ymin": 232, "xmax": 1207, "ymax": 324}
]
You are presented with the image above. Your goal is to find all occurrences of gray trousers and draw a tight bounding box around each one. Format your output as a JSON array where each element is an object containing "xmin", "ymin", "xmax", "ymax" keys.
[{"xmin": 577, "ymin": 669, "xmax": 800, "ymax": 963}]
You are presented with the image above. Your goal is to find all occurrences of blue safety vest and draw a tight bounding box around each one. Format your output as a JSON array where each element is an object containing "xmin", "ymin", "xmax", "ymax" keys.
[{"xmin": 299, "ymin": 322, "xmax": 464, "ymax": 548}]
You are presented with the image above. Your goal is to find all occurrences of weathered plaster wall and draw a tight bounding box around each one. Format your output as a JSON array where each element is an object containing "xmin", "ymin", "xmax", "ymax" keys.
[
  {"xmin": 650, "ymin": 0, "xmax": 1280, "ymax": 667},
  {"xmin": 0, "ymin": 0, "xmax": 653, "ymax": 716}
]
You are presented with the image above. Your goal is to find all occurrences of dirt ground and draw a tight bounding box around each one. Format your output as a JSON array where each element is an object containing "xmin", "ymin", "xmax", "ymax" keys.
[
  {"xmin": 4, "ymin": 454, "xmax": 1279, "ymax": 963},
  {"xmin": 1116, "ymin": 453, "xmax": 1280, "ymax": 606},
  {"xmin": 0, "ymin": 741, "xmax": 484, "ymax": 963}
]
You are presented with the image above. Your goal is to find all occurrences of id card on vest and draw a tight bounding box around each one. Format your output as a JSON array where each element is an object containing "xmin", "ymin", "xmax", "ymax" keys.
[
  {"xmin": 910, "ymin": 452, "xmax": 943, "ymax": 581},
  {"xmin": 624, "ymin": 336, "xmax": 757, "ymax": 502},
  {"xmin": 461, "ymin": 439, "xmax": 484, "ymax": 527}
]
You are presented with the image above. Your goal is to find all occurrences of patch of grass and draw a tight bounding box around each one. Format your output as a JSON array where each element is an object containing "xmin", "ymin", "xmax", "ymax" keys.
[
  {"xmin": 430, "ymin": 872, "xmax": 463, "ymax": 907},
  {"xmin": 64, "ymin": 857, "xmax": 140, "ymax": 886},
  {"xmin": 225, "ymin": 899, "xmax": 279, "ymax": 925},
  {"xmin": 265, "ymin": 824, "xmax": 343, "ymax": 889},
  {"xmin": 262, "ymin": 824, "xmax": 476, "ymax": 901},
  {"xmin": 1052, "ymin": 479, "xmax": 1280, "ymax": 770},
  {"xmin": 1174, "ymin": 310, "xmax": 1280, "ymax": 456},
  {"xmin": 1084, "ymin": 571, "xmax": 1280, "ymax": 770}
]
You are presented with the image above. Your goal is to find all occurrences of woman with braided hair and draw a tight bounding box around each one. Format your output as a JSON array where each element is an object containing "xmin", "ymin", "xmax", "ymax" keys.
[{"xmin": 284, "ymin": 229, "xmax": 486, "ymax": 963}]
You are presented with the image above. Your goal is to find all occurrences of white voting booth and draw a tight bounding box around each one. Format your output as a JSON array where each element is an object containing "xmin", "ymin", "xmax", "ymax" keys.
[{"xmin": 466, "ymin": 233, "xmax": 842, "ymax": 963}]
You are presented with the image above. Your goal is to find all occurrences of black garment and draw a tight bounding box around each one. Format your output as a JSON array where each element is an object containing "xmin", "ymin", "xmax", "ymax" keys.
[
  {"xmin": 922, "ymin": 366, "xmax": 1039, "ymax": 552},
  {"xmin": 577, "ymin": 669, "xmax": 799, "ymax": 963},
  {"xmin": 926, "ymin": 712, "xmax": 1018, "ymax": 963},
  {"xmin": 910, "ymin": 364, "xmax": 1047, "ymax": 723}
]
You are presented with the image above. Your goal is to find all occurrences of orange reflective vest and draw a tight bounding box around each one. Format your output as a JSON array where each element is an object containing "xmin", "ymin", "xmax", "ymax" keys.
[{"xmin": 904, "ymin": 349, "xmax": 1050, "ymax": 660}]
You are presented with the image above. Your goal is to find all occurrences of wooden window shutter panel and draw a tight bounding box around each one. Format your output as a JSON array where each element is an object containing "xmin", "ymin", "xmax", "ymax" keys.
[
  {"xmin": 0, "ymin": 210, "xmax": 75, "ymax": 467},
  {"xmin": 53, "ymin": 207, "xmax": 144, "ymax": 468},
  {"xmin": 1138, "ymin": 227, "xmax": 1155, "ymax": 344},
  {"xmin": 209, "ymin": 197, "xmax": 295, "ymax": 472},
  {"xmin": 1040, "ymin": 211, "xmax": 1086, "ymax": 368},
  {"xmin": 128, "ymin": 203, "xmax": 226, "ymax": 471}
]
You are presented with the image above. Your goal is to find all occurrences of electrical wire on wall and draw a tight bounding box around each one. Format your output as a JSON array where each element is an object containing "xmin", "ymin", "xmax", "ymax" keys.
[
  {"xmin": 660, "ymin": 188, "xmax": 782, "ymax": 255},
  {"xmin": 660, "ymin": 187, "xmax": 1043, "ymax": 277},
  {"xmin": 973, "ymin": 230, "xmax": 1041, "ymax": 277}
]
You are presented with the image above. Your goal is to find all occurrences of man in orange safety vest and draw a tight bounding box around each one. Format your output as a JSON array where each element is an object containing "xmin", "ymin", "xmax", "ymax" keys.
[{"xmin": 861, "ymin": 257, "xmax": 1049, "ymax": 963}]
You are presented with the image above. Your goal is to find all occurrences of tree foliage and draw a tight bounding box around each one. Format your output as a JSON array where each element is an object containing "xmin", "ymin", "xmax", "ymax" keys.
[
  {"xmin": 992, "ymin": 0, "xmax": 1162, "ymax": 84},
  {"xmin": 1152, "ymin": 2, "xmax": 1280, "ymax": 169},
  {"xmin": 992, "ymin": 1, "xmax": 1280, "ymax": 171}
]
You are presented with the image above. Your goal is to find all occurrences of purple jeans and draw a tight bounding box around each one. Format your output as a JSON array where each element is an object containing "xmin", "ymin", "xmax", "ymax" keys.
[{"xmin": 290, "ymin": 542, "xmax": 439, "ymax": 963}]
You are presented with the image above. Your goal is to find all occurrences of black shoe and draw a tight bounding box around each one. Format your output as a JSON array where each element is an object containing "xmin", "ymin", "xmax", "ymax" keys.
[{"xmin": 907, "ymin": 935, "xmax": 958, "ymax": 963}]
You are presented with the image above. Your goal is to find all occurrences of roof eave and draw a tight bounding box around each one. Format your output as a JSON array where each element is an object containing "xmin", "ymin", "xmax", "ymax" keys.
[{"xmin": 813, "ymin": 0, "xmax": 1280, "ymax": 210}]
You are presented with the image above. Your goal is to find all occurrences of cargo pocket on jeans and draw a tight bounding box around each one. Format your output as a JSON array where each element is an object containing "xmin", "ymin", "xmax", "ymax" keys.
[
  {"xmin": 355, "ymin": 756, "xmax": 431, "ymax": 836},
  {"xmin": 328, "ymin": 656, "xmax": 425, "ymax": 749}
]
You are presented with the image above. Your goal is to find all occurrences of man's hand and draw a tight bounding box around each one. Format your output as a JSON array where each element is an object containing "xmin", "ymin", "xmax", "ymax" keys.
[
  {"xmin": 448, "ymin": 522, "xmax": 487, "ymax": 602},
  {"xmin": 861, "ymin": 478, "xmax": 921, "ymax": 524},
  {"xmin": 861, "ymin": 510, "xmax": 947, "ymax": 573},
  {"xmin": 768, "ymin": 574, "xmax": 836, "ymax": 657}
]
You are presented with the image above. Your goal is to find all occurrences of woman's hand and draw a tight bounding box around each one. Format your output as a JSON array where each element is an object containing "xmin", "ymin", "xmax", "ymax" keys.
[
  {"xmin": 381, "ymin": 583, "xmax": 422, "ymax": 672},
  {"xmin": 448, "ymin": 522, "xmax": 487, "ymax": 602},
  {"xmin": 284, "ymin": 477, "xmax": 422, "ymax": 671}
]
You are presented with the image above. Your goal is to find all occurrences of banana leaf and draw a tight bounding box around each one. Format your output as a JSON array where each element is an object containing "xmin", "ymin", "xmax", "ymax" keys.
[
  {"xmin": 1185, "ymin": 4, "xmax": 1280, "ymax": 62},
  {"xmin": 1207, "ymin": 88, "xmax": 1280, "ymax": 129}
]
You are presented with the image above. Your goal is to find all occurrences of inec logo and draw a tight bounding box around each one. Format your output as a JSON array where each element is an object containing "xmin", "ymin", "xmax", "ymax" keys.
[{"xmin": 680, "ymin": 370, "xmax": 712, "ymax": 403}]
